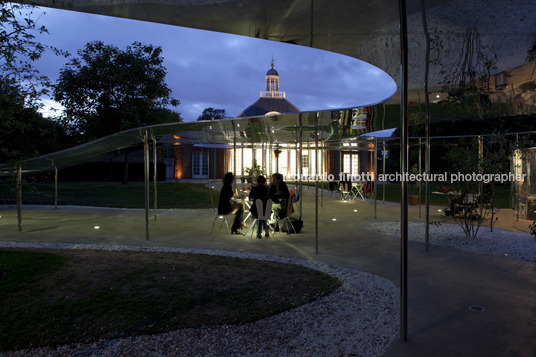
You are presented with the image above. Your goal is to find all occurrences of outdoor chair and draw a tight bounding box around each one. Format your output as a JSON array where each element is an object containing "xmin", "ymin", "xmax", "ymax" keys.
[
  {"xmin": 209, "ymin": 194, "xmax": 233, "ymax": 236},
  {"xmin": 244, "ymin": 199, "xmax": 275, "ymax": 242},
  {"xmin": 339, "ymin": 181, "xmax": 352, "ymax": 200},
  {"xmin": 329, "ymin": 181, "xmax": 340, "ymax": 196},
  {"xmin": 279, "ymin": 193, "xmax": 297, "ymax": 234},
  {"xmin": 362, "ymin": 181, "xmax": 375, "ymax": 201}
]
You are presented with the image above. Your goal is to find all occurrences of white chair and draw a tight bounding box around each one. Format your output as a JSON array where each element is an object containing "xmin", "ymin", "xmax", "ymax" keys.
[
  {"xmin": 244, "ymin": 199, "xmax": 275, "ymax": 242},
  {"xmin": 339, "ymin": 182, "xmax": 352, "ymax": 201},
  {"xmin": 209, "ymin": 194, "xmax": 233, "ymax": 236}
]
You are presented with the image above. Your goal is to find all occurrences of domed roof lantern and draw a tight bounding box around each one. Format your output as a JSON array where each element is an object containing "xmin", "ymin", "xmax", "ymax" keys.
[
  {"xmin": 266, "ymin": 60, "xmax": 279, "ymax": 76},
  {"xmin": 262, "ymin": 58, "xmax": 284, "ymax": 98}
]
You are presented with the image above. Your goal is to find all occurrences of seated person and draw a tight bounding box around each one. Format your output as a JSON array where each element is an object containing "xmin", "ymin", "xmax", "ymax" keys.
[
  {"xmin": 269, "ymin": 173, "xmax": 290, "ymax": 219},
  {"xmin": 218, "ymin": 172, "xmax": 243, "ymax": 235},
  {"xmin": 249, "ymin": 175, "xmax": 270, "ymax": 239}
]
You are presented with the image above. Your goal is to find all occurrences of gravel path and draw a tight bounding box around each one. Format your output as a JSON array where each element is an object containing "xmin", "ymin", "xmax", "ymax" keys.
[
  {"xmin": 0, "ymin": 242, "xmax": 400, "ymax": 357},
  {"xmin": 368, "ymin": 221, "xmax": 536, "ymax": 263}
]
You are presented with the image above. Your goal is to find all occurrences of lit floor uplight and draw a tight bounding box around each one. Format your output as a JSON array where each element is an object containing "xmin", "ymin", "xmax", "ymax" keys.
[
  {"xmin": 332, "ymin": 218, "xmax": 337, "ymax": 221},
  {"xmin": 94, "ymin": 226, "xmax": 100, "ymax": 229},
  {"xmin": 354, "ymin": 209, "xmax": 358, "ymax": 212}
]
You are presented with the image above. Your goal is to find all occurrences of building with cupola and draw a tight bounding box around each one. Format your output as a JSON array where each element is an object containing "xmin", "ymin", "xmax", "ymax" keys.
[
  {"xmin": 238, "ymin": 61, "xmax": 300, "ymax": 117},
  {"xmin": 168, "ymin": 61, "xmax": 372, "ymax": 182}
]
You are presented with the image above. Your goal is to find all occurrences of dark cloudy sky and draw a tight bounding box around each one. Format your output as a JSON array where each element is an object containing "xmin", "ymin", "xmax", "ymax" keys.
[{"xmin": 31, "ymin": 6, "xmax": 396, "ymax": 121}]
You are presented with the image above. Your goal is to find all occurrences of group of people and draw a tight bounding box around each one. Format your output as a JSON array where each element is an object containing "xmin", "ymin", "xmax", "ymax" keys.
[{"xmin": 217, "ymin": 172, "xmax": 290, "ymax": 238}]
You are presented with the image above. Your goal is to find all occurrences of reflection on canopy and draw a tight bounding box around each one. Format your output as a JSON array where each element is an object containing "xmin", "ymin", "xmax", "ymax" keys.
[{"xmin": 0, "ymin": 106, "xmax": 379, "ymax": 176}]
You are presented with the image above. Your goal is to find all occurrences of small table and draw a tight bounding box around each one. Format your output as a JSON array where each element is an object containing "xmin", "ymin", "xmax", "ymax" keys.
[{"xmin": 352, "ymin": 182, "xmax": 365, "ymax": 200}]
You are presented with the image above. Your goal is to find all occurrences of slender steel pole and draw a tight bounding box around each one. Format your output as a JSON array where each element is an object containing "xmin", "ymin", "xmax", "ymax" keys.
[
  {"xmin": 143, "ymin": 129, "xmax": 150, "ymax": 240},
  {"xmin": 515, "ymin": 134, "xmax": 519, "ymax": 221},
  {"xmin": 299, "ymin": 115, "xmax": 303, "ymax": 220},
  {"xmin": 153, "ymin": 133, "xmax": 158, "ymax": 221},
  {"xmin": 383, "ymin": 140, "xmax": 386, "ymax": 204},
  {"xmin": 370, "ymin": 144, "xmax": 373, "ymax": 205},
  {"xmin": 399, "ymin": 0, "xmax": 409, "ymax": 342},
  {"xmin": 374, "ymin": 138, "xmax": 378, "ymax": 219},
  {"xmin": 54, "ymin": 167, "xmax": 58, "ymax": 210},
  {"xmin": 478, "ymin": 136, "xmax": 484, "ymax": 219},
  {"xmin": 315, "ymin": 112, "xmax": 319, "ymax": 254},
  {"xmin": 233, "ymin": 138, "xmax": 237, "ymax": 189},
  {"xmin": 321, "ymin": 136, "xmax": 324, "ymax": 207},
  {"xmin": 421, "ymin": 0, "xmax": 431, "ymax": 252},
  {"xmin": 419, "ymin": 138, "xmax": 422, "ymax": 218},
  {"xmin": 295, "ymin": 126, "xmax": 299, "ymax": 183},
  {"xmin": 16, "ymin": 166, "xmax": 22, "ymax": 232}
]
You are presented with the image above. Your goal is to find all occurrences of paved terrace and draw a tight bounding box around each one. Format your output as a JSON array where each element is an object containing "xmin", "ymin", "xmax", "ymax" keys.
[{"xmin": 0, "ymin": 186, "xmax": 535, "ymax": 356}]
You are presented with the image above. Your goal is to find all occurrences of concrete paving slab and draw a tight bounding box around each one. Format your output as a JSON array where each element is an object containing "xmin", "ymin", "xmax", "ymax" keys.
[{"xmin": 0, "ymin": 191, "xmax": 535, "ymax": 356}]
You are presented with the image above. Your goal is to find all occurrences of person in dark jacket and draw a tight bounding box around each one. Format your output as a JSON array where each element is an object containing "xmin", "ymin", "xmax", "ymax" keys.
[
  {"xmin": 269, "ymin": 173, "xmax": 290, "ymax": 219},
  {"xmin": 218, "ymin": 172, "xmax": 243, "ymax": 234},
  {"xmin": 249, "ymin": 175, "xmax": 270, "ymax": 238}
]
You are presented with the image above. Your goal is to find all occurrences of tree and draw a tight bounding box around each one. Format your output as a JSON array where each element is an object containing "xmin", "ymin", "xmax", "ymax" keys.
[
  {"xmin": 0, "ymin": 77, "xmax": 72, "ymax": 163},
  {"xmin": 197, "ymin": 107, "xmax": 227, "ymax": 121},
  {"xmin": 54, "ymin": 41, "xmax": 181, "ymax": 183},
  {"xmin": 443, "ymin": 134, "xmax": 532, "ymax": 238},
  {"xmin": 1, "ymin": 2, "xmax": 67, "ymax": 102},
  {"xmin": 1, "ymin": 2, "xmax": 69, "ymax": 169},
  {"xmin": 527, "ymin": 41, "xmax": 536, "ymax": 76},
  {"xmin": 54, "ymin": 41, "xmax": 181, "ymax": 140},
  {"xmin": 438, "ymin": 28, "xmax": 497, "ymax": 118}
]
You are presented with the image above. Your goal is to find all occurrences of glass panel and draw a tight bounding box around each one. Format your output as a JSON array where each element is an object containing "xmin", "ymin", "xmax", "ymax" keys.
[{"xmin": 202, "ymin": 152, "xmax": 208, "ymax": 176}]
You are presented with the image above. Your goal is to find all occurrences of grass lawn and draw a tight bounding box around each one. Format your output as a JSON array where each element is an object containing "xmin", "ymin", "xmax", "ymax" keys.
[
  {"xmin": 0, "ymin": 182, "xmax": 217, "ymax": 209},
  {"xmin": 291, "ymin": 181, "xmax": 512, "ymax": 208},
  {"xmin": 0, "ymin": 249, "xmax": 341, "ymax": 352}
]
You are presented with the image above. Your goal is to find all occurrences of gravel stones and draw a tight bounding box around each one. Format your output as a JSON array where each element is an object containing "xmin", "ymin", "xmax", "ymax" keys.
[{"xmin": 0, "ymin": 242, "xmax": 400, "ymax": 357}]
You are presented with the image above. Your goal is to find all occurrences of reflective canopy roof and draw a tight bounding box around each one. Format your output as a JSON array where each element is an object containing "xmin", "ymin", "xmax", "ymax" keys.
[
  {"xmin": 21, "ymin": 0, "xmax": 536, "ymax": 91},
  {"xmin": 6, "ymin": 0, "xmax": 535, "ymax": 175},
  {"xmin": 0, "ymin": 107, "xmax": 377, "ymax": 176}
]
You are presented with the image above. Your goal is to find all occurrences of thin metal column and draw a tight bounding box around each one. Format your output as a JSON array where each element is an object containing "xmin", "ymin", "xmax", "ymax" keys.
[
  {"xmin": 143, "ymin": 129, "xmax": 150, "ymax": 240},
  {"xmin": 295, "ymin": 126, "xmax": 299, "ymax": 182},
  {"xmin": 321, "ymin": 135, "xmax": 324, "ymax": 207},
  {"xmin": 261, "ymin": 137, "xmax": 265, "ymax": 175},
  {"xmin": 299, "ymin": 115, "xmax": 303, "ymax": 220},
  {"xmin": 399, "ymin": 0, "xmax": 409, "ymax": 342},
  {"xmin": 419, "ymin": 138, "xmax": 422, "ymax": 218},
  {"xmin": 478, "ymin": 136, "xmax": 484, "ymax": 219},
  {"xmin": 54, "ymin": 167, "xmax": 58, "ymax": 210},
  {"xmin": 374, "ymin": 138, "xmax": 378, "ymax": 219},
  {"xmin": 268, "ymin": 141, "xmax": 272, "ymax": 175},
  {"xmin": 241, "ymin": 146, "xmax": 244, "ymax": 178},
  {"xmin": 421, "ymin": 0, "xmax": 431, "ymax": 252},
  {"xmin": 233, "ymin": 138, "xmax": 237, "ymax": 190},
  {"xmin": 370, "ymin": 143, "xmax": 373, "ymax": 205},
  {"xmin": 515, "ymin": 134, "xmax": 519, "ymax": 221},
  {"xmin": 315, "ymin": 112, "xmax": 319, "ymax": 254},
  {"xmin": 152, "ymin": 132, "xmax": 158, "ymax": 221},
  {"xmin": 16, "ymin": 166, "xmax": 22, "ymax": 232},
  {"xmin": 383, "ymin": 141, "xmax": 386, "ymax": 204}
]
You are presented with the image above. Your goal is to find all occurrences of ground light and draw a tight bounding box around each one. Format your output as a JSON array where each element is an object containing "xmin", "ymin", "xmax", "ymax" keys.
[{"xmin": 94, "ymin": 226, "xmax": 100, "ymax": 229}]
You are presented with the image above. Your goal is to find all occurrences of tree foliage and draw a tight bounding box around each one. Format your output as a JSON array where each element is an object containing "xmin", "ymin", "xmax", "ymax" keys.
[
  {"xmin": 1, "ymin": 2, "xmax": 69, "ymax": 165},
  {"xmin": 54, "ymin": 41, "xmax": 181, "ymax": 140},
  {"xmin": 197, "ymin": 107, "xmax": 227, "ymax": 121},
  {"xmin": 527, "ymin": 41, "xmax": 536, "ymax": 76},
  {"xmin": 0, "ymin": 77, "xmax": 72, "ymax": 163},
  {"xmin": 1, "ymin": 2, "xmax": 67, "ymax": 102}
]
